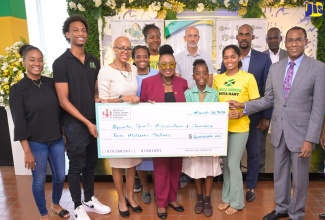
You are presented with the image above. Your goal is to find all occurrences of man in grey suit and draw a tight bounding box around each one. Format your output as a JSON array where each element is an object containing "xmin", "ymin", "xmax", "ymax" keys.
[
  {"xmin": 229, "ymin": 26, "xmax": 325, "ymax": 220},
  {"xmin": 260, "ymin": 27, "xmax": 288, "ymax": 173}
]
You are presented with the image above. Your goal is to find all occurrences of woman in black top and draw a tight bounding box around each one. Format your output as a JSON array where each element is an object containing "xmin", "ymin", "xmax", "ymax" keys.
[{"xmin": 9, "ymin": 45, "xmax": 69, "ymax": 220}]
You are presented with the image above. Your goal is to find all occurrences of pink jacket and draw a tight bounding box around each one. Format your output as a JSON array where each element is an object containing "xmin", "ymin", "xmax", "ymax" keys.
[{"xmin": 140, "ymin": 73, "xmax": 188, "ymax": 102}]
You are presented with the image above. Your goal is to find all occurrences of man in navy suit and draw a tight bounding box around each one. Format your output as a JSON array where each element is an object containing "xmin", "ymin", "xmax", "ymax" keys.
[{"xmin": 221, "ymin": 24, "xmax": 272, "ymax": 202}]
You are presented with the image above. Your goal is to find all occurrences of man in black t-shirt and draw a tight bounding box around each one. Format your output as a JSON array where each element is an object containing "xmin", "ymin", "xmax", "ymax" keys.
[{"xmin": 53, "ymin": 15, "xmax": 111, "ymax": 220}]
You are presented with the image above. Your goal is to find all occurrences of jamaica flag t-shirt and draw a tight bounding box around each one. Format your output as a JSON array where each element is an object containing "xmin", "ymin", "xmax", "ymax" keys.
[{"xmin": 213, "ymin": 70, "xmax": 260, "ymax": 132}]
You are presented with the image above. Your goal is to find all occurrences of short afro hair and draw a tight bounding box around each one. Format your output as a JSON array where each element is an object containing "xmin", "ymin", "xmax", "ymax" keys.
[{"xmin": 62, "ymin": 15, "xmax": 89, "ymax": 43}]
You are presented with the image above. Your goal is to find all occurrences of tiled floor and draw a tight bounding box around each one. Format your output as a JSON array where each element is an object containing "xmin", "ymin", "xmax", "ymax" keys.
[{"xmin": 0, "ymin": 166, "xmax": 324, "ymax": 220}]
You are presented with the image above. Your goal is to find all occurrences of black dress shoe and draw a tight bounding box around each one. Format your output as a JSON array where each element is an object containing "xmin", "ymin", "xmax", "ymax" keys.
[
  {"xmin": 168, "ymin": 203, "xmax": 184, "ymax": 212},
  {"xmin": 118, "ymin": 205, "xmax": 130, "ymax": 218},
  {"xmin": 246, "ymin": 190, "xmax": 256, "ymax": 202},
  {"xmin": 157, "ymin": 208, "xmax": 167, "ymax": 219},
  {"xmin": 263, "ymin": 210, "xmax": 289, "ymax": 220},
  {"xmin": 125, "ymin": 198, "xmax": 142, "ymax": 213}
]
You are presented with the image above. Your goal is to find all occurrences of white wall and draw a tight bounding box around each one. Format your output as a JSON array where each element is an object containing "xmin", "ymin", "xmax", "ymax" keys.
[{"xmin": 25, "ymin": 0, "xmax": 69, "ymax": 70}]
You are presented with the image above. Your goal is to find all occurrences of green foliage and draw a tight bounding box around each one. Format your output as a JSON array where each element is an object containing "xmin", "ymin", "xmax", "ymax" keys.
[
  {"xmin": 84, "ymin": 11, "xmax": 100, "ymax": 59},
  {"xmin": 312, "ymin": 16, "xmax": 325, "ymax": 63},
  {"xmin": 243, "ymin": 2, "xmax": 265, "ymax": 18},
  {"xmin": 165, "ymin": 9, "xmax": 177, "ymax": 20}
]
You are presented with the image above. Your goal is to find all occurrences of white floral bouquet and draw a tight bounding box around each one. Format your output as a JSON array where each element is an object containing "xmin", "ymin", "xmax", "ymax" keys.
[{"xmin": 0, "ymin": 42, "xmax": 51, "ymax": 108}]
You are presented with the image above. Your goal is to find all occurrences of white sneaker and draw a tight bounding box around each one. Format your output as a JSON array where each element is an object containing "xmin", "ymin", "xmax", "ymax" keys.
[
  {"xmin": 82, "ymin": 196, "xmax": 111, "ymax": 214},
  {"xmin": 73, "ymin": 205, "xmax": 90, "ymax": 220}
]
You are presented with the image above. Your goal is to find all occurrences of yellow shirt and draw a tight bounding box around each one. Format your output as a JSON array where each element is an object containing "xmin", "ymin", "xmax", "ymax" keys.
[
  {"xmin": 149, "ymin": 54, "xmax": 159, "ymax": 70},
  {"xmin": 213, "ymin": 70, "xmax": 260, "ymax": 132}
]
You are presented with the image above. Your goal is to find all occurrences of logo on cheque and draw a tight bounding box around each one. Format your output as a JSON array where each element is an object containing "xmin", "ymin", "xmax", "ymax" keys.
[{"xmin": 305, "ymin": 1, "xmax": 323, "ymax": 17}]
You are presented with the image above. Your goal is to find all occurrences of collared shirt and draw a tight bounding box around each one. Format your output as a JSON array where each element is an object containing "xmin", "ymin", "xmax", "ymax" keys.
[
  {"xmin": 175, "ymin": 48, "xmax": 215, "ymax": 88},
  {"xmin": 269, "ymin": 49, "xmax": 280, "ymax": 63},
  {"xmin": 240, "ymin": 49, "xmax": 252, "ymax": 72},
  {"xmin": 184, "ymin": 85, "xmax": 218, "ymax": 102},
  {"xmin": 53, "ymin": 49, "xmax": 100, "ymax": 121},
  {"xmin": 284, "ymin": 54, "xmax": 304, "ymax": 82}
]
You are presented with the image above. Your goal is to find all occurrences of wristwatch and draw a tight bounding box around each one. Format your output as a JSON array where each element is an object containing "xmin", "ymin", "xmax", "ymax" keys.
[{"xmin": 118, "ymin": 95, "xmax": 123, "ymax": 102}]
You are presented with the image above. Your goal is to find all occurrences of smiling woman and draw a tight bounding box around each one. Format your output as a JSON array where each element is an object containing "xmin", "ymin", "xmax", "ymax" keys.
[
  {"xmin": 97, "ymin": 36, "xmax": 142, "ymax": 218},
  {"xmin": 213, "ymin": 44, "xmax": 260, "ymax": 215},
  {"xmin": 140, "ymin": 44, "xmax": 188, "ymax": 219},
  {"xmin": 9, "ymin": 44, "xmax": 68, "ymax": 220}
]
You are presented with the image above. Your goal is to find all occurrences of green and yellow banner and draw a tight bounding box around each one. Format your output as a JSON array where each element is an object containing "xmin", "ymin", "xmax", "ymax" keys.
[{"xmin": 0, "ymin": 0, "xmax": 28, "ymax": 55}]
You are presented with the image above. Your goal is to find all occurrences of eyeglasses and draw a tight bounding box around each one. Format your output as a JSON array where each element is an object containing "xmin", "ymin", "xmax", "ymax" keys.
[
  {"xmin": 285, "ymin": 38, "xmax": 306, "ymax": 45},
  {"xmin": 159, "ymin": 62, "xmax": 176, "ymax": 70},
  {"xmin": 114, "ymin": 46, "xmax": 132, "ymax": 52}
]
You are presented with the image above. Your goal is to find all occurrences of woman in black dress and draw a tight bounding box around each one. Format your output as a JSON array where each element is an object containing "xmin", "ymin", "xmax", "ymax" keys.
[{"xmin": 9, "ymin": 45, "xmax": 68, "ymax": 220}]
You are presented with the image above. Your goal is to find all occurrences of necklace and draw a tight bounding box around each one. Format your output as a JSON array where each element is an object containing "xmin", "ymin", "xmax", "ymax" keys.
[
  {"xmin": 114, "ymin": 61, "xmax": 132, "ymax": 82},
  {"xmin": 161, "ymin": 74, "xmax": 173, "ymax": 86},
  {"xmin": 31, "ymin": 79, "xmax": 42, "ymax": 88}
]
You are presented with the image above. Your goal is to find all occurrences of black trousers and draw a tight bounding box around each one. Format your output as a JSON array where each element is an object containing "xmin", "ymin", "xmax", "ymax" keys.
[{"xmin": 63, "ymin": 120, "xmax": 98, "ymax": 203}]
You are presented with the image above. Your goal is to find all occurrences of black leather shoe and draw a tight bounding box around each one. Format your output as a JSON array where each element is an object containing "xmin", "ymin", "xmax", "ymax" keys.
[
  {"xmin": 118, "ymin": 205, "xmax": 130, "ymax": 218},
  {"xmin": 157, "ymin": 208, "xmax": 167, "ymax": 219},
  {"xmin": 263, "ymin": 210, "xmax": 289, "ymax": 220},
  {"xmin": 246, "ymin": 190, "xmax": 256, "ymax": 202},
  {"xmin": 320, "ymin": 212, "xmax": 325, "ymax": 219},
  {"xmin": 168, "ymin": 203, "xmax": 184, "ymax": 212},
  {"xmin": 125, "ymin": 198, "xmax": 142, "ymax": 213}
]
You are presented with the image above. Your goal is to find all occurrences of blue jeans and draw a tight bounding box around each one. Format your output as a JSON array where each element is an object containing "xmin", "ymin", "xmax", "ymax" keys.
[{"xmin": 29, "ymin": 138, "xmax": 65, "ymax": 216}]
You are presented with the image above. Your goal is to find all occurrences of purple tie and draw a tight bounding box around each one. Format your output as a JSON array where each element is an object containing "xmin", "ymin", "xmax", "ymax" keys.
[{"xmin": 284, "ymin": 61, "xmax": 295, "ymax": 99}]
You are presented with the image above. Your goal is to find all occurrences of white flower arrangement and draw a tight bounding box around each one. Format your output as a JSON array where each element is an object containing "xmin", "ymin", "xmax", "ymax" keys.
[
  {"xmin": 66, "ymin": 0, "xmax": 305, "ymax": 17},
  {"xmin": 121, "ymin": 3, "xmax": 126, "ymax": 11},
  {"xmin": 105, "ymin": 0, "xmax": 116, "ymax": 9},
  {"xmin": 69, "ymin": 1, "xmax": 77, "ymax": 9},
  {"xmin": 196, "ymin": 3, "xmax": 204, "ymax": 12},
  {"xmin": 148, "ymin": 2, "xmax": 162, "ymax": 12},
  {"xmin": 163, "ymin": 2, "xmax": 173, "ymax": 9},
  {"xmin": 77, "ymin": 3, "xmax": 86, "ymax": 11},
  {"xmin": 93, "ymin": 0, "xmax": 102, "ymax": 7},
  {"xmin": 224, "ymin": 0, "xmax": 230, "ymax": 8}
]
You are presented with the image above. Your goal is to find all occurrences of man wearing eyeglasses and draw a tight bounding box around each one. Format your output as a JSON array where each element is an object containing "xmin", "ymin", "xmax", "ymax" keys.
[
  {"xmin": 228, "ymin": 26, "xmax": 325, "ymax": 220},
  {"xmin": 175, "ymin": 26, "xmax": 215, "ymax": 88},
  {"xmin": 220, "ymin": 24, "xmax": 272, "ymax": 203},
  {"xmin": 259, "ymin": 27, "xmax": 288, "ymax": 175}
]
